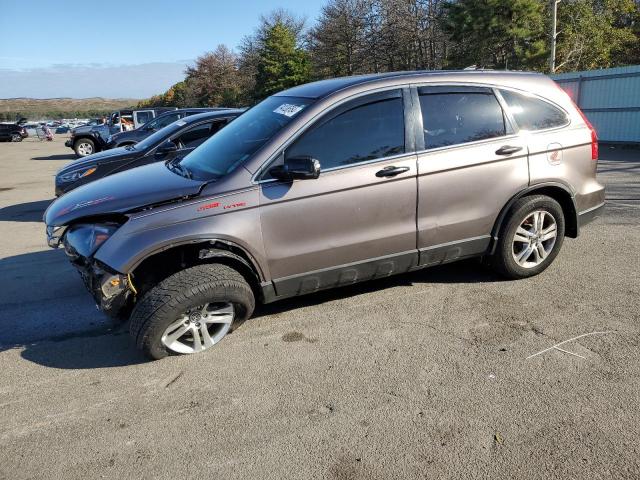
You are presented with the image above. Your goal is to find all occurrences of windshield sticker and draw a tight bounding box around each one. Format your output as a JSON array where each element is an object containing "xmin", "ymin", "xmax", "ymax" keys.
[{"xmin": 273, "ymin": 103, "xmax": 304, "ymax": 118}]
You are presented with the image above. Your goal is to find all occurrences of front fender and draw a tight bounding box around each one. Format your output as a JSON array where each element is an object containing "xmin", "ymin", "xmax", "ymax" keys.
[{"xmin": 93, "ymin": 188, "xmax": 268, "ymax": 279}]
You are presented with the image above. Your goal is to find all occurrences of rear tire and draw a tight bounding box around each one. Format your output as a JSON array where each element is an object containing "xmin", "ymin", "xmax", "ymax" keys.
[
  {"xmin": 488, "ymin": 195, "xmax": 565, "ymax": 279},
  {"xmin": 74, "ymin": 138, "xmax": 95, "ymax": 157},
  {"xmin": 129, "ymin": 264, "xmax": 255, "ymax": 360}
]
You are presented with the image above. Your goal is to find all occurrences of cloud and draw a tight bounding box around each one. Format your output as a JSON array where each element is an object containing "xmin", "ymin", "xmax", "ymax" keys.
[{"xmin": 0, "ymin": 63, "xmax": 189, "ymax": 99}]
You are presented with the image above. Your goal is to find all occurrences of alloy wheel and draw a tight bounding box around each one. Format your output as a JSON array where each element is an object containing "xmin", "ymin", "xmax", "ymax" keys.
[
  {"xmin": 77, "ymin": 142, "xmax": 93, "ymax": 156},
  {"xmin": 161, "ymin": 302, "xmax": 234, "ymax": 354},
  {"xmin": 512, "ymin": 210, "xmax": 557, "ymax": 268}
]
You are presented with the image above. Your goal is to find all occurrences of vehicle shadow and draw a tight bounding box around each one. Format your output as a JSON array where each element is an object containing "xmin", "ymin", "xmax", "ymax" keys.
[
  {"xmin": 4, "ymin": 249, "xmax": 498, "ymax": 370},
  {"xmin": 0, "ymin": 248, "xmax": 146, "ymax": 369},
  {"xmin": 31, "ymin": 153, "xmax": 76, "ymax": 161},
  {"xmin": 252, "ymin": 259, "xmax": 503, "ymax": 319},
  {"xmin": 0, "ymin": 199, "xmax": 53, "ymax": 222}
]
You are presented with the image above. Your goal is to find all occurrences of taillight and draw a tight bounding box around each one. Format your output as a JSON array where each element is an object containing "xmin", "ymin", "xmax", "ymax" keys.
[
  {"xmin": 553, "ymin": 81, "xmax": 598, "ymax": 160},
  {"xmin": 573, "ymin": 102, "xmax": 598, "ymax": 160}
]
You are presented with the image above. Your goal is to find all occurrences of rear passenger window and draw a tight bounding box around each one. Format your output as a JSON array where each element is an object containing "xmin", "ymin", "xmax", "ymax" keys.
[
  {"xmin": 500, "ymin": 90, "xmax": 568, "ymax": 130},
  {"xmin": 285, "ymin": 93, "xmax": 405, "ymax": 170},
  {"xmin": 418, "ymin": 88, "xmax": 506, "ymax": 149}
]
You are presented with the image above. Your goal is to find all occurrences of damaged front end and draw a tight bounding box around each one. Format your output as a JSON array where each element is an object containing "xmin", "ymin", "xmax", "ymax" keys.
[{"xmin": 47, "ymin": 222, "xmax": 135, "ymax": 317}]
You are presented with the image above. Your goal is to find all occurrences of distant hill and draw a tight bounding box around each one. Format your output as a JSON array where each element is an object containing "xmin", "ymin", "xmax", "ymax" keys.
[{"xmin": 0, "ymin": 97, "xmax": 139, "ymax": 121}]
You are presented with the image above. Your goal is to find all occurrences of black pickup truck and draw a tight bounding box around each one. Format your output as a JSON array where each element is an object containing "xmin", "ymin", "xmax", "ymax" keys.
[{"xmin": 65, "ymin": 107, "xmax": 176, "ymax": 157}]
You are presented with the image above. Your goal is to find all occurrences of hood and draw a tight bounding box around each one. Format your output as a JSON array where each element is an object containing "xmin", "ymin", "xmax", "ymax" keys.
[
  {"xmin": 57, "ymin": 147, "xmax": 133, "ymax": 175},
  {"xmin": 72, "ymin": 124, "xmax": 109, "ymax": 135},
  {"xmin": 45, "ymin": 161, "xmax": 206, "ymax": 226}
]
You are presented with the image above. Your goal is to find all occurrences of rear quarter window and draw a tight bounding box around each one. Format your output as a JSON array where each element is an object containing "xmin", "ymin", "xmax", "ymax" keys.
[{"xmin": 500, "ymin": 89, "xmax": 568, "ymax": 131}]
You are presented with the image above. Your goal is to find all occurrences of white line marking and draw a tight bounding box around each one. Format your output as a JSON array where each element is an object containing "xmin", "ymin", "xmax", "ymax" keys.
[{"xmin": 526, "ymin": 331, "xmax": 615, "ymax": 360}]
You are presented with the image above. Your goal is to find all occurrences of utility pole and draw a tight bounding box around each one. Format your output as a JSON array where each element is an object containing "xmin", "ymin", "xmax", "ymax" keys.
[{"xmin": 549, "ymin": 0, "xmax": 560, "ymax": 73}]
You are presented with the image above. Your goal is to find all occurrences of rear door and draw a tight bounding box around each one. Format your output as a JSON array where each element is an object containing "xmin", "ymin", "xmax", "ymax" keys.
[
  {"xmin": 414, "ymin": 85, "xmax": 529, "ymax": 265},
  {"xmin": 258, "ymin": 88, "xmax": 419, "ymax": 296}
]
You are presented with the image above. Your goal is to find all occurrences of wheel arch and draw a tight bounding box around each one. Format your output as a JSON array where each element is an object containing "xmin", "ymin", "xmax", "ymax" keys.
[
  {"xmin": 489, "ymin": 182, "xmax": 578, "ymax": 255},
  {"xmin": 129, "ymin": 238, "xmax": 265, "ymax": 302}
]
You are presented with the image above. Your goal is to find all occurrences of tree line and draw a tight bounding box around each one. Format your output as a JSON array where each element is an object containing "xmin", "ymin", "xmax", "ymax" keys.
[{"xmin": 139, "ymin": 0, "xmax": 639, "ymax": 109}]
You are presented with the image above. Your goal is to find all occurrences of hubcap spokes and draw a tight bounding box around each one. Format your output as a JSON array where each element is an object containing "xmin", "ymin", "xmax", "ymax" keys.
[
  {"xmin": 161, "ymin": 303, "xmax": 234, "ymax": 354},
  {"xmin": 512, "ymin": 210, "xmax": 557, "ymax": 268}
]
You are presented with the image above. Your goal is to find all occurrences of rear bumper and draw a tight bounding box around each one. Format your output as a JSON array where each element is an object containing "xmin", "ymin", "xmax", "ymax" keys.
[{"xmin": 578, "ymin": 202, "xmax": 605, "ymax": 229}]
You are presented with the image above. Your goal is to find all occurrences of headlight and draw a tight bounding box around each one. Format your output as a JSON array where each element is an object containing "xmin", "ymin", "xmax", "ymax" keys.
[
  {"xmin": 58, "ymin": 165, "xmax": 97, "ymax": 183},
  {"xmin": 63, "ymin": 223, "xmax": 119, "ymax": 258}
]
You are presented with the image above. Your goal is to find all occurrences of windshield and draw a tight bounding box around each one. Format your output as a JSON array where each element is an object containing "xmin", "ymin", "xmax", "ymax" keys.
[
  {"xmin": 179, "ymin": 96, "xmax": 313, "ymax": 180},
  {"xmin": 134, "ymin": 119, "xmax": 187, "ymax": 151}
]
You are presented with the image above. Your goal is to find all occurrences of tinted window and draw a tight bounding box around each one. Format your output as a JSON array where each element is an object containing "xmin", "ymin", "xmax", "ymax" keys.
[
  {"xmin": 180, "ymin": 96, "xmax": 313, "ymax": 180},
  {"xmin": 135, "ymin": 111, "xmax": 154, "ymax": 125},
  {"xmin": 500, "ymin": 90, "xmax": 568, "ymax": 130},
  {"xmin": 285, "ymin": 95, "xmax": 404, "ymax": 171},
  {"xmin": 419, "ymin": 90, "xmax": 506, "ymax": 149},
  {"xmin": 176, "ymin": 120, "xmax": 226, "ymax": 149},
  {"xmin": 147, "ymin": 113, "xmax": 180, "ymax": 130}
]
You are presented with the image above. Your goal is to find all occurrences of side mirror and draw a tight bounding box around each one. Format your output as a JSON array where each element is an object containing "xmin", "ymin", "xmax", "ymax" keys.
[
  {"xmin": 155, "ymin": 140, "xmax": 178, "ymax": 157},
  {"xmin": 269, "ymin": 156, "xmax": 321, "ymax": 181}
]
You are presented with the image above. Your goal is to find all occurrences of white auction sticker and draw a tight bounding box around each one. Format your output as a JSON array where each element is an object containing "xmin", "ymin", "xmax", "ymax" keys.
[{"xmin": 273, "ymin": 103, "xmax": 304, "ymax": 117}]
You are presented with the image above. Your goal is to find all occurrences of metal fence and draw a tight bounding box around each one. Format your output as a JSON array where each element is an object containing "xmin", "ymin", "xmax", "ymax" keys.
[{"xmin": 551, "ymin": 65, "xmax": 640, "ymax": 144}]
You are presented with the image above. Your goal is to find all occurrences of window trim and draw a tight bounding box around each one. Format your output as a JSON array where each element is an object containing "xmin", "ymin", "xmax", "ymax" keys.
[
  {"xmin": 411, "ymin": 83, "xmax": 515, "ymax": 154},
  {"xmin": 495, "ymin": 86, "xmax": 571, "ymax": 133},
  {"xmin": 252, "ymin": 85, "xmax": 412, "ymax": 184}
]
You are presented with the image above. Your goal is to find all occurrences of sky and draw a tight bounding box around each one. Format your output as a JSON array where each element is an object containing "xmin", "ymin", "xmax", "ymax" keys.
[{"xmin": 0, "ymin": 0, "xmax": 325, "ymax": 99}]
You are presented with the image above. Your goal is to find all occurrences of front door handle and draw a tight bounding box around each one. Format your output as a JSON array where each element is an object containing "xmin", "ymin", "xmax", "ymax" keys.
[
  {"xmin": 495, "ymin": 145, "xmax": 523, "ymax": 155},
  {"xmin": 376, "ymin": 166, "xmax": 410, "ymax": 177}
]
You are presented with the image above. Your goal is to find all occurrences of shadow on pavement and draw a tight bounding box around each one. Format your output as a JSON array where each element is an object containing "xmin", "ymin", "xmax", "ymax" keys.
[
  {"xmin": 2, "ymin": 248, "xmax": 499, "ymax": 369},
  {"xmin": 0, "ymin": 248, "xmax": 146, "ymax": 369},
  {"xmin": 253, "ymin": 259, "xmax": 502, "ymax": 319},
  {"xmin": 0, "ymin": 199, "xmax": 53, "ymax": 222}
]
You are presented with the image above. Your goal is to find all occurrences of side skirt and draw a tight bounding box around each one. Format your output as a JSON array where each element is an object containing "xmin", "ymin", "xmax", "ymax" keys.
[{"xmin": 260, "ymin": 236, "xmax": 491, "ymax": 304}]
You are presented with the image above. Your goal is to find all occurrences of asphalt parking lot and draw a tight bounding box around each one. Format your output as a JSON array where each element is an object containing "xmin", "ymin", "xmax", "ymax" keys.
[{"xmin": 0, "ymin": 137, "xmax": 638, "ymax": 479}]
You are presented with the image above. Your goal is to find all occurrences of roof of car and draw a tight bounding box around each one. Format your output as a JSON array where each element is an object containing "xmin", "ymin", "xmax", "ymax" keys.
[
  {"xmin": 173, "ymin": 109, "xmax": 246, "ymax": 124},
  {"xmin": 155, "ymin": 107, "xmax": 235, "ymax": 117},
  {"xmin": 276, "ymin": 70, "xmax": 545, "ymax": 99}
]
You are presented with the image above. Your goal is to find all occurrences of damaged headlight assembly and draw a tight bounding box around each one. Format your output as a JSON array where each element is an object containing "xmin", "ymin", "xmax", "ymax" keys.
[{"xmin": 63, "ymin": 223, "xmax": 119, "ymax": 259}]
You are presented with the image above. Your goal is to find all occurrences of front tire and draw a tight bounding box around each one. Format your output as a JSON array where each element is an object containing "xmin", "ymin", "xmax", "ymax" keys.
[
  {"xmin": 488, "ymin": 195, "xmax": 565, "ymax": 279},
  {"xmin": 74, "ymin": 138, "xmax": 95, "ymax": 157},
  {"xmin": 129, "ymin": 264, "xmax": 255, "ymax": 360},
  {"xmin": 11, "ymin": 133, "xmax": 22, "ymax": 142}
]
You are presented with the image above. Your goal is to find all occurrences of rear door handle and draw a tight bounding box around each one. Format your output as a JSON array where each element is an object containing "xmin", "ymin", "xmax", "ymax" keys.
[
  {"xmin": 376, "ymin": 166, "xmax": 410, "ymax": 177},
  {"xmin": 495, "ymin": 145, "xmax": 523, "ymax": 155}
]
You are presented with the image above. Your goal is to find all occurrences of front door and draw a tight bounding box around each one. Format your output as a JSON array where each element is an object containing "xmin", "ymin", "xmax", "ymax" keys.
[{"xmin": 258, "ymin": 89, "xmax": 418, "ymax": 297}]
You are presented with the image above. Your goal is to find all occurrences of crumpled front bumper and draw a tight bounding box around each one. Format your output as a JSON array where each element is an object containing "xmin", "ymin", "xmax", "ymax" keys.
[
  {"xmin": 74, "ymin": 259, "xmax": 134, "ymax": 316},
  {"xmin": 65, "ymin": 139, "xmax": 73, "ymax": 148}
]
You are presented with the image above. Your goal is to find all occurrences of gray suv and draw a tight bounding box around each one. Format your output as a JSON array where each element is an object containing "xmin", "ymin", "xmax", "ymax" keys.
[{"xmin": 44, "ymin": 71, "xmax": 604, "ymax": 360}]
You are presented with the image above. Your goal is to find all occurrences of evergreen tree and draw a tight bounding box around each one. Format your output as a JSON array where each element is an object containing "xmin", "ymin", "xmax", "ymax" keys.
[{"xmin": 254, "ymin": 22, "xmax": 311, "ymax": 99}]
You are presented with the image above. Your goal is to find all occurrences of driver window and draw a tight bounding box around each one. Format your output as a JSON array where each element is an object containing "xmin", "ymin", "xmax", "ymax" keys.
[{"xmin": 284, "ymin": 92, "xmax": 405, "ymax": 172}]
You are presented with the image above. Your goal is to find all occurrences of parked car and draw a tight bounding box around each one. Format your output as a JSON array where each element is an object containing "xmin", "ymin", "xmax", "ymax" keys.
[
  {"xmin": 64, "ymin": 107, "xmax": 177, "ymax": 158},
  {"xmin": 45, "ymin": 71, "xmax": 604, "ymax": 360},
  {"xmin": 0, "ymin": 123, "xmax": 28, "ymax": 142},
  {"xmin": 104, "ymin": 108, "xmax": 231, "ymax": 150},
  {"xmin": 54, "ymin": 110, "xmax": 243, "ymax": 196}
]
